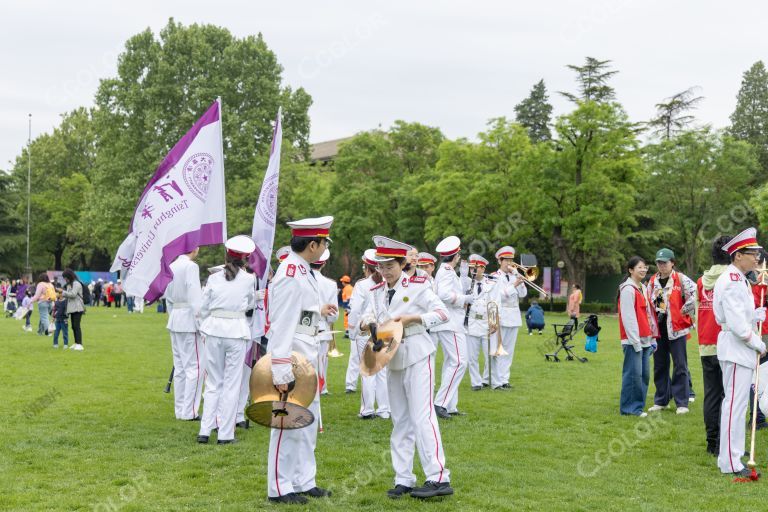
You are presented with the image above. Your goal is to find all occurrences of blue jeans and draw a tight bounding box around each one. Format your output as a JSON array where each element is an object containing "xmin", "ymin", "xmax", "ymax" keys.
[
  {"xmin": 620, "ymin": 345, "xmax": 652, "ymax": 415},
  {"xmin": 37, "ymin": 301, "xmax": 51, "ymax": 334},
  {"xmin": 53, "ymin": 320, "xmax": 68, "ymax": 346},
  {"xmin": 127, "ymin": 296, "xmax": 135, "ymax": 313}
]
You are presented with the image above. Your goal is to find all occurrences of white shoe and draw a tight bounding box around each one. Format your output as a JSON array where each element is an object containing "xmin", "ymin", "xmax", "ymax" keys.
[
  {"xmin": 639, "ymin": 412, "xmax": 648, "ymax": 418},
  {"xmin": 689, "ymin": 397, "xmax": 696, "ymax": 403},
  {"xmin": 52, "ymin": 344, "xmax": 59, "ymax": 349},
  {"xmin": 72, "ymin": 344, "xmax": 84, "ymax": 351},
  {"xmin": 648, "ymin": 405, "xmax": 667, "ymax": 412},
  {"xmin": 676, "ymin": 407, "xmax": 689, "ymax": 415},
  {"xmin": 377, "ymin": 412, "xmax": 391, "ymax": 419}
]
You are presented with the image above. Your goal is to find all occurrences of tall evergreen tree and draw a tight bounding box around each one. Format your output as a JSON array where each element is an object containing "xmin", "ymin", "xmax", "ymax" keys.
[
  {"xmin": 514, "ymin": 79, "xmax": 553, "ymax": 142},
  {"xmin": 730, "ymin": 61, "xmax": 768, "ymax": 176},
  {"xmin": 559, "ymin": 57, "xmax": 617, "ymax": 104},
  {"xmin": 648, "ymin": 87, "xmax": 704, "ymax": 140}
]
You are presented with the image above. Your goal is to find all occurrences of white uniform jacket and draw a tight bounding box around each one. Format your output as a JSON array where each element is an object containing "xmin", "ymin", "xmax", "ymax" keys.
[
  {"xmin": 466, "ymin": 276, "xmax": 495, "ymax": 338},
  {"xmin": 316, "ymin": 273, "xmax": 339, "ymax": 342},
  {"xmin": 488, "ymin": 270, "xmax": 527, "ymax": 328},
  {"xmin": 431, "ymin": 263, "xmax": 470, "ymax": 332},
  {"xmin": 164, "ymin": 254, "xmax": 202, "ymax": 333},
  {"xmin": 714, "ymin": 264, "xmax": 766, "ymax": 369},
  {"xmin": 362, "ymin": 273, "xmax": 449, "ymax": 371},
  {"xmin": 199, "ymin": 268, "xmax": 255, "ymax": 340},
  {"xmin": 267, "ymin": 251, "xmax": 323, "ymax": 385}
]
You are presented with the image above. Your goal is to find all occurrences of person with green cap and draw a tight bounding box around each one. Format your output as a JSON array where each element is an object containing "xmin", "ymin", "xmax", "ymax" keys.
[{"xmin": 646, "ymin": 247, "xmax": 697, "ymax": 414}]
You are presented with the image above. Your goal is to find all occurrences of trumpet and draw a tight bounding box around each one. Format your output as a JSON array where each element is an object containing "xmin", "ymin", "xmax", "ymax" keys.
[
  {"xmin": 509, "ymin": 261, "xmax": 548, "ymax": 297},
  {"xmin": 327, "ymin": 333, "xmax": 344, "ymax": 358},
  {"xmin": 486, "ymin": 301, "xmax": 508, "ymax": 357}
]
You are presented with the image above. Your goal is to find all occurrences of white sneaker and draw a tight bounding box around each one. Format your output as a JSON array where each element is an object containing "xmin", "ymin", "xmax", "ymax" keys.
[
  {"xmin": 648, "ymin": 405, "xmax": 668, "ymax": 412},
  {"xmin": 689, "ymin": 397, "xmax": 696, "ymax": 403},
  {"xmin": 72, "ymin": 344, "xmax": 84, "ymax": 351},
  {"xmin": 676, "ymin": 407, "xmax": 689, "ymax": 415},
  {"xmin": 377, "ymin": 412, "xmax": 391, "ymax": 419},
  {"xmin": 639, "ymin": 412, "xmax": 648, "ymax": 418},
  {"xmin": 52, "ymin": 344, "xmax": 59, "ymax": 349}
]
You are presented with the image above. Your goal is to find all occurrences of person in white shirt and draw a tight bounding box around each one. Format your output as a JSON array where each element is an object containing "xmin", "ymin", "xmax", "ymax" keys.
[
  {"xmin": 196, "ymin": 236, "xmax": 256, "ymax": 445},
  {"xmin": 312, "ymin": 249, "xmax": 339, "ymax": 397}
]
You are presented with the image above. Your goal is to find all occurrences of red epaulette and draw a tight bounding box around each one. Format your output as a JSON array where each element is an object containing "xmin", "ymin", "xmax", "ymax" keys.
[
  {"xmin": 286, "ymin": 264, "xmax": 296, "ymax": 278},
  {"xmin": 370, "ymin": 282, "xmax": 385, "ymax": 291},
  {"xmin": 730, "ymin": 273, "xmax": 742, "ymax": 282},
  {"xmin": 410, "ymin": 275, "xmax": 428, "ymax": 284}
]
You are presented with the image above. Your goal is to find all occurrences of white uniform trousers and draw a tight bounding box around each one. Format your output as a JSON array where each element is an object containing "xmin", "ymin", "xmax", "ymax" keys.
[
  {"xmin": 389, "ymin": 354, "xmax": 450, "ymax": 486},
  {"xmin": 360, "ymin": 367, "xmax": 390, "ymax": 416},
  {"xmin": 345, "ymin": 335, "xmax": 361, "ymax": 391},
  {"xmin": 483, "ymin": 326, "xmax": 518, "ymax": 388},
  {"xmin": 198, "ymin": 336, "xmax": 246, "ymax": 441},
  {"xmin": 236, "ymin": 340, "xmax": 254, "ymax": 424},
  {"xmin": 466, "ymin": 333, "xmax": 488, "ymax": 388},
  {"xmin": 318, "ymin": 340, "xmax": 329, "ymax": 394},
  {"xmin": 268, "ymin": 378, "xmax": 320, "ymax": 496},
  {"xmin": 718, "ymin": 361, "xmax": 753, "ymax": 473},
  {"xmin": 432, "ymin": 330, "xmax": 468, "ymax": 412},
  {"xmin": 169, "ymin": 331, "xmax": 204, "ymax": 420}
]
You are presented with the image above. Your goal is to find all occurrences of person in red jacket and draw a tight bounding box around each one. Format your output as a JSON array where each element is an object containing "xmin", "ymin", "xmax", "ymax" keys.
[
  {"xmin": 696, "ymin": 236, "xmax": 731, "ymax": 456},
  {"xmin": 748, "ymin": 258, "xmax": 768, "ymax": 431}
]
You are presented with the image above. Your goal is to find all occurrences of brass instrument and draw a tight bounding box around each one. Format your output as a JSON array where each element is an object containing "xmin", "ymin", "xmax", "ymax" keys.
[
  {"xmin": 245, "ymin": 351, "xmax": 317, "ymax": 429},
  {"xmin": 360, "ymin": 320, "xmax": 404, "ymax": 376},
  {"xmin": 487, "ymin": 301, "xmax": 508, "ymax": 357},
  {"xmin": 509, "ymin": 261, "xmax": 548, "ymax": 297},
  {"xmin": 327, "ymin": 332, "xmax": 344, "ymax": 358}
]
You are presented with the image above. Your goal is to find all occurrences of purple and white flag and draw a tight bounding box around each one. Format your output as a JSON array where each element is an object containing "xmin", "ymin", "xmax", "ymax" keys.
[
  {"xmin": 248, "ymin": 108, "xmax": 282, "ymax": 281},
  {"xmin": 110, "ymin": 99, "xmax": 227, "ymax": 302}
]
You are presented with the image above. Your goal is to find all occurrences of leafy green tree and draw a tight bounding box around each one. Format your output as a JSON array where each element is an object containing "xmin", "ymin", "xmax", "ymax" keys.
[
  {"xmin": 559, "ymin": 57, "xmax": 618, "ymax": 104},
  {"xmin": 646, "ymin": 129, "xmax": 758, "ymax": 274},
  {"xmin": 0, "ymin": 171, "xmax": 24, "ymax": 273},
  {"xmin": 730, "ymin": 61, "xmax": 768, "ymax": 178},
  {"xmin": 648, "ymin": 87, "xmax": 704, "ymax": 140},
  {"xmin": 514, "ymin": 79, "xmax": 553, "ymax": 143}
]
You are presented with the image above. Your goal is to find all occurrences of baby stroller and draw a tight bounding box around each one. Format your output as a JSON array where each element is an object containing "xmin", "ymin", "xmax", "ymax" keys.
[
  {"xmin": 545, "ymin": 316, "xmax": 588, "ymax": 363},
  {"xmin": 4, "ymin": 295, "xmax": 18, "ymax": 318}
]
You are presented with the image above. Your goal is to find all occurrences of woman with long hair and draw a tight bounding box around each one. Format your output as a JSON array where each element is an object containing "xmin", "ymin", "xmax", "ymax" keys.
[
  {"xmin": 29, "ymin": 272, "xmax": 54, "ymax": 337},
  {"xmin": 618, "ymin": 256, "xmax": 658, "ymax": 416},
  {"xmin": 60, "ymin": 269, "xmax": 85, "ymax": 350}
]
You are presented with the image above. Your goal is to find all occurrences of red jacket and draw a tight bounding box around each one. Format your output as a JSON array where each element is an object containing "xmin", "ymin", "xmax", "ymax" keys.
[
  {"xmin": 752, "ymin": 283, "xmax": 768, "ymax": 335},
  {"xmin": 696, "ymin": 277, "xmax": 719, "ymax": 346}
]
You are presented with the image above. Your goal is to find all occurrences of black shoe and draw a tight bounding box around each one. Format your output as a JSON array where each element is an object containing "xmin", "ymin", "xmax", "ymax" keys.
[
  {"xmin": 217, "ymin": 439, "xmax": 237, "ymax": 445},
  {"xmin": 359, "ymin": 414, "xmax": 376, "ymax": 420},
  {"xmin": 732, "ymin": 467, "xmax": 760, "ymax": 479},
  {"xmin": 345, "ymin": 388, "xmax": 356, "ymax": 394},
  {"xmin": 268, "ymin": 493, "xmax": 309, "ymax": 504},
  {"xmin": 757, "ymin": 422, "xmax": 768, "ymax": 431},
  {"xmin": 387, "ymin": 484, "xmax": 413, "ymax": 499},
  {"xmin": 481, "ymin": 383, "xmax": 489, "ymax": 388},
  {"xmin": 196, "ymin": 435, "xmax": 209, "ymax": 444},
  {"xmin": 236, "ymin": 421, "xmax": 249, "ymax": 429},
  {"xmin": 410, "ymin": 481, "xmax": 454, "ymax": 499},
  {"xmin": 471, "ymin": 385, "xmax": 482, "ymax": 391},
  {"xmin": 434, "ymin": 406, "xmax": 451, "ymax": 420},
  {"xmin": 501, "ymin": 383, "xmax": 511, "ymax": 389},
  {"xmin": 185, "ymin": 416, "xmax": 201, "ymax": 422},
  {"xmin": 449, "ymin": 410, "xmax": 467, "ymax": 416},
  {"xmin": 298, "ymin": 487, "xmax": 331, "ymax": 498}
]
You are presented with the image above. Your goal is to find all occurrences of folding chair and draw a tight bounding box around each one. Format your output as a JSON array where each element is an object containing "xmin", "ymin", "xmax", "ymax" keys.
[{"xmin": 545, "ymin": 319, "xmax": 588, "ymax": 363}]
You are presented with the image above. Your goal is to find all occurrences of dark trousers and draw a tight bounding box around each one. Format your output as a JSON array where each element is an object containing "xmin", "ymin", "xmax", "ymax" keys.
[
  {"xmin": 653, "ymin": 334, "xmax": 690, "ymax": 407},
  {"xmin": 115, "ymin": 293, "xmax": 122, "ymax": 308},
  {"xmin": 701, "ymin": 355, "xmax": 723, "ymax": 452},
  {"xmin": 70, "ymin": 312, "xmax": 83, "ymax": 345}
]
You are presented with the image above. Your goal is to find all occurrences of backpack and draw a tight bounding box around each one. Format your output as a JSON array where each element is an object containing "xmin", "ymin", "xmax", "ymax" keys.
[
  {"xmin": 79, "ymin": 280, "xmax": 92, "ymax": 305},
  {"xmin": 583, "ymin": 314, "xmax": 601, "ymax": 337}
]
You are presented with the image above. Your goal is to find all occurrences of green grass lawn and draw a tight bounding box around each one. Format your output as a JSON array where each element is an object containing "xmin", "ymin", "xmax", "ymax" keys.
[{"xmin": 1, "ymin": 307, "xmax": 767, "ymax": 511}]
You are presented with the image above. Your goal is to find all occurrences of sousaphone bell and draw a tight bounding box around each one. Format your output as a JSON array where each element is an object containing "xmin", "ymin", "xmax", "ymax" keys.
[
  {"xmin": 245, "ymin": 351, "xmax": 317, "ymax": 429},
  {"xmin": 360, "ymin": 320, "xmax": 404, "ymax": 377}
]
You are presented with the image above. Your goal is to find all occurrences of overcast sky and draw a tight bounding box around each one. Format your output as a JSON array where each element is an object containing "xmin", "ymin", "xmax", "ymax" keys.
[{"xmin": 2, "ymin": 0, "xmax": 766, "ymax": 169}]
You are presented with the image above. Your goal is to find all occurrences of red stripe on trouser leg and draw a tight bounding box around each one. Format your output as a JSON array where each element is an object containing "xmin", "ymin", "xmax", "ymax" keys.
[
  {"xmin": 728, "ymin": 363, "xmax": 736, "ymax": 473},
  {"xmin": 440, "ymin": 334, "xmax": 461, "ymax": 407},
  {"xmin": 427, "ymin": 355, "xmax": 445, "ymax": 482}
]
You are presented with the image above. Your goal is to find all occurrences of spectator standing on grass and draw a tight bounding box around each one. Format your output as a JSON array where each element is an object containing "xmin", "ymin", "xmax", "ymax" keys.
[
  {"xmin": 93, "ymin": 279, "xmax": 103, "ymax": 307},
  {"xmin": 21, "ymin": 288, "xmax": 34, "ymax": 332},
  {"xmin": 646, "ymin": 248, "xmax": 696, "ymax": 415},
  {"xmin": 114, "ymin": 279, "xmax": 123, "ymax": 308},
  {"xmin": 51, "ymin": 290, "xmax": 69, "ymax": 348},
  {"xmin": 29, "ymin": 273, "xmax": 55, "ymax": 336},
  {"xmin": 696, "ymin": 235, "xmax": 732, "ymax": 456},
  {"xmin": 60, "ymin": 269, "xmax": 85, "ymax": 351},
  {"xmin": 618, "ymin": 256, "xmax": 658, "ymax": 417},
  {"xmin": 567, "ymin": 284, "xmax": 582, "ymax": 325}
]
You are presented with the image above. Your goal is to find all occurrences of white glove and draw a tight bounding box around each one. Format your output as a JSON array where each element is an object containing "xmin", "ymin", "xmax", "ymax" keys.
[
  {"xmin": 754, "ymin": 307, "xmax": 766, "ymax": 323},
  {"xmin": 747, "ymin": 332, "xmax": 767, "ymax": 353},
  {"xmin": 459, "ymin": 260, "xmax": 469, "ymax": 279},
  {"xmin": 463, "ymin": 294, "xmax": 474, "ymax": 305},
  {"xmin": 255, "ymin": 289, "xmax": 266, "ymax": 301}
]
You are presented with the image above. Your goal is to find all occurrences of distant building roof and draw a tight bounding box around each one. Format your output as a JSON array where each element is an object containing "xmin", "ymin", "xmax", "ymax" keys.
[{"xmin": 310, "ymin": 137, "xmax": 353, "ymax": 163}]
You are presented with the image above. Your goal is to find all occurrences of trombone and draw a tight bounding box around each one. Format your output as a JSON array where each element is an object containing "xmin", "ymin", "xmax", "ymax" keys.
[{"xmin": 509, "ymin": 261, "xmax": 549, "ymax": 297}]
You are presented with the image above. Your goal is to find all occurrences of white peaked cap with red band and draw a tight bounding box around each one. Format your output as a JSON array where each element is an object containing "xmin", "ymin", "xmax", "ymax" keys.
[
  {"xmin": 287, "ymin": 215, "xmax": 334, "ymax": 240},
  {"xmin": 435, "ymin": 236, "xmax": 461, "ymax": 257},
  {"xmin": 314, "ymin": 249, "xmax": 330, "ymax": 264},
  {"xmin": 226, "ymin": 235, "xmax": 256, "ymax": 259},
  {"xmin": 372, "ymin": 236, "xmax": 414, "ymax": 262},
  {"xmin": 495, "ymin": 246, "xmax": 516, "ymax": 260},
  {"xmin": 417, "ymin": 252, "xmax": 437, "ymax": 265},
  {"xmin": 468, "ymin": 254, "xmax": 489, "ymax": 267},
  {"xmin": 276, "ymin": 246, "xmax": 291, "ymax": 262},
  {"xmin": 362, "ymin": 249, "xmax": 378, "ymax": 266},
  {"xmin": 723, "ymin": 227, "xmax": 762, "ymax": 255}
]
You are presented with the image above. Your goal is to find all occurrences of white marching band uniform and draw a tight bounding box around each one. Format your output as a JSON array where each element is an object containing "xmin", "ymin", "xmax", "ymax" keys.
[
  {"xmin": 165, "ymin": 253, "xmax": 204, "ymax": 420},
  {"xmin": 486, "ymin": 247, "xmax": 527, "ymax": 388},
  {"xmin": 464, "ymin": 256, "xmax": 495, "ymax": 389},
  {"xmin": 236, "ymin": 280, "xmax": 267, "ymax": 425},
  {"xmin": 348, "ymin": 251, "xmax": 390, "ymax": 418},
  {"xmin": 714, "ymin": 230, "xmax": 767, "ymax": 474},
  {"xmin": 431, "ymin": 236, "xmax": 471, "ymax": 414},
  {"xmin": 362, "ymin": 236, "xmax": 452, "ymax": 488},
  {"xmin": 198, "ymin": 238, "xmax": 256, "ymax": 443},
  {"xmin": 266, "ymin": 217, "xmax": 333, "ymax": 499},
  {"xmin": 316, "ymin": 259, "xmax": 339, "ymax": 396}
]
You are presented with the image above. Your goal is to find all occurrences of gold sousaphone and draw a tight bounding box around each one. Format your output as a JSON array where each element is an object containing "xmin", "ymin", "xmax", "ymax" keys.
[
  {"xmin": 360, "ymin": 320, "xmax": 404, "ymax": 376},
  {"xmin": 245, "ymin": 351, "xmax": 317, "ymax": 429}
]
